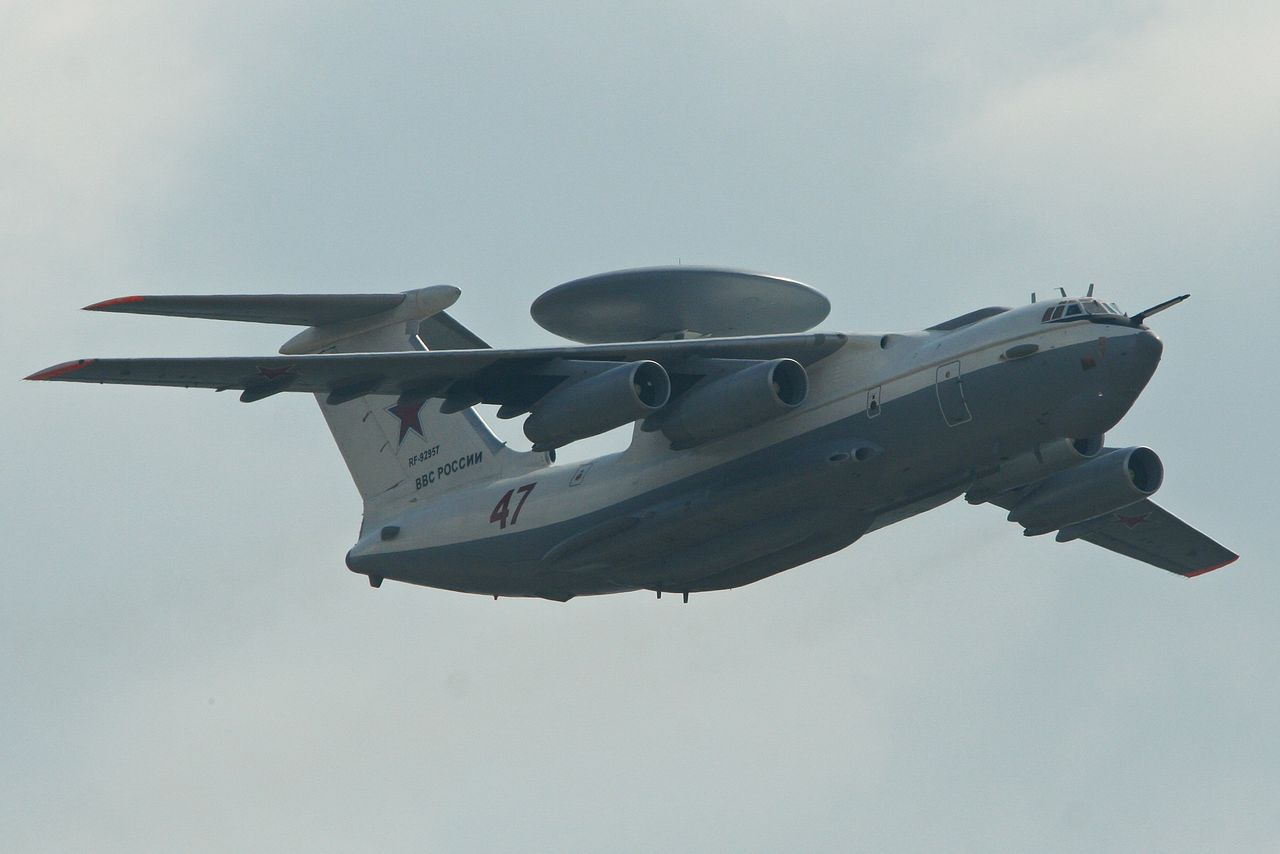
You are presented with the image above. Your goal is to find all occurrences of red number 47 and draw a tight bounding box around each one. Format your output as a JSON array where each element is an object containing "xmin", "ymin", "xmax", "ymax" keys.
[{"xmin": 490, "ymin": 482, "xmax": 536, "ymax": 529}]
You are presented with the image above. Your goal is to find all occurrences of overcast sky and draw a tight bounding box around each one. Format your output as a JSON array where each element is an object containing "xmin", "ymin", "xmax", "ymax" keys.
[{"xmin": 4, "ymin": 2, "xmax": 1278, "ymax": 851}]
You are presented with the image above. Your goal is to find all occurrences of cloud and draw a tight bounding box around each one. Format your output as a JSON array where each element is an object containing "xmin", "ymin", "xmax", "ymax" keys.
[
  {"xmin": 930, "ymin": 3, "xmax": 1280, "ymax": 234},
  {"xmin": 1, "ymin": 3, "xmax": 230, "ymax": 277}
]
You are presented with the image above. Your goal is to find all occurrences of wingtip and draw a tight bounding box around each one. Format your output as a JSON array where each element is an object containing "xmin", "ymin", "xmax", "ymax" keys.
[
  {"xmin": 1184, "ymin": 554, "xmax": 1239, "ymax": 578},
  {"xmin": 83, "ymin": 295, "xmax": 144, "ymax": 311},
  {"xmin": 24, "ymin": 359, "xmax": 96, "ymax": 381}
]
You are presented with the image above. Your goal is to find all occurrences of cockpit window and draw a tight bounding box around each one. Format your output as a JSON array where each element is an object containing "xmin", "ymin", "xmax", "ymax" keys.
[{"xmin": 1041, "ymin": 299, "xmax": 1126, "ymax": 323}]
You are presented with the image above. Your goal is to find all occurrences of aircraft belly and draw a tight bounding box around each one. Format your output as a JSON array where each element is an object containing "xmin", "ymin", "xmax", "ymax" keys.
[
  {"xmin": 551, "ymin": 445, "xmax": 878, "ymax": 576},
  {"xmin": 684, "ymin": 520, "xmax": 874, "ymax": 592},
  {"xmin": 561, "ymin": 483, "xmax": 853, "ymax": 588},
  {"xmin": 350, "ymin": 430, "xmax": 882, "ymax": 597}
]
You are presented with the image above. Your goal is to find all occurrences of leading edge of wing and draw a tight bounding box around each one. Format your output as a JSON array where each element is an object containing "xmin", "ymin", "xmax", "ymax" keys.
[{"xmin": 24, "ymin": 332, "xmax": 857, "ymax": 396}]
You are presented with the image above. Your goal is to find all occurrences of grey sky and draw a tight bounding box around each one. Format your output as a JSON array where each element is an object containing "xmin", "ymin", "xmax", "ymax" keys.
[{"xmin": 4, "ymin": 2, "xmax": 1278, "ymax": 851}]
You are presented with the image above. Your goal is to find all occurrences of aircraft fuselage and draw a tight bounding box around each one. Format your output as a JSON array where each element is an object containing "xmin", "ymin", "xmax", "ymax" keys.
[{"xmin": 346, "ymin": 302, "xmax": 1163, "ymax": 599}]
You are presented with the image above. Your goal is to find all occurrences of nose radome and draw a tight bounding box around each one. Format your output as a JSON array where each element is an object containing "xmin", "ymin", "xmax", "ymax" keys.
[
  {"xmin": 1113, "ymin": 328, "xmax": 1163, "ymax": 396},
  {"xmin": 1136, "ymin": 328, "xmax": 1164, "ymax": 363}
]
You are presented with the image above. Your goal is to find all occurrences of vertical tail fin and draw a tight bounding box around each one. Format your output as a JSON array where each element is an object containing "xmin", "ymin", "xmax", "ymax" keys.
[
  {"xmin": 311, "ymin": 317, "xmax": 511, "ymax": 524},
  {"xmin": 81, "ymin": 286, "xmax": 518, "ymax": 524}
]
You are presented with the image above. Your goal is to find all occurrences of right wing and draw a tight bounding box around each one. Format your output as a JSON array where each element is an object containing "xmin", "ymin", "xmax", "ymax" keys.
[{"xmin": 417, "ymin": 311, "xmax": 491, "ymax": 350}]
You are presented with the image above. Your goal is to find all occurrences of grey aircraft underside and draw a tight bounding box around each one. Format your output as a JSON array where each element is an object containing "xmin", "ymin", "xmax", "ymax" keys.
[{"xmin": 27, "ymin": 267, "xmax": 1236, "ymax": 600}]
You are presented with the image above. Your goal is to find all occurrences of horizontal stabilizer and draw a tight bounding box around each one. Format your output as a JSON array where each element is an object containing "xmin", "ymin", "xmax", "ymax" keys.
[
  {"xmin": 83, "ymin": 286, "xmax": 464, "ymax": 355},
  {"xmin": 85, "ymin": 293, "xmax": 415, "ymax": 326}
]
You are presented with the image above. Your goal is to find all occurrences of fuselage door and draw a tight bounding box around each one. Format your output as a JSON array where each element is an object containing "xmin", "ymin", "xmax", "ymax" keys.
[{"xmin": 935, "ymin": 361, "xmax": 972, "ymax": 426}]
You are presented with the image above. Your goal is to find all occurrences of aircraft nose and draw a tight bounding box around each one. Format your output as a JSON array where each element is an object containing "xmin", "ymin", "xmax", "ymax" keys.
[
  {"xmin": 1112, "ymin": 328, "xmax": 1162, "ymax": 395},
  {"xmin": 1135, "ymin": 328, "xmax": 1163, "ymax": 366}
]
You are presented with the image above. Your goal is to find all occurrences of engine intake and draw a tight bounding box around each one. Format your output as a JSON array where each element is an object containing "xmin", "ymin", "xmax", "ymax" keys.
[
  {"xmin": 1008, "ymin": 446, "xmax": 1163, "ymax": 534},
  {"xmin": 524, "ymin": 361, "xmax": 670, "ymax": 451},
  {"xmin": 660, "ymin": 358, "xmax": 808, "ymax": 448}
]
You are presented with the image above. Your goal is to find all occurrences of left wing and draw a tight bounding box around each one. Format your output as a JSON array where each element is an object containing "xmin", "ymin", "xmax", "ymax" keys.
[
  {"xmin": 25, "ymin": 333, "xmax": 854, "ymax": 407},
  {"xmin": 982, "ymin": 485, "xmax": 1237, "ymax": 578},
  {"xmin": 1052, "ymin": 499, "xmax": 1238, "ymax": 577}
]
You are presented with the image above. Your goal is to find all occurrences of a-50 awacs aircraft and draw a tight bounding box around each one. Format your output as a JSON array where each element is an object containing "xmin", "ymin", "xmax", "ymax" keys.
[{"xmin": 28, "ymin": 267, "xmax": 1236, "ymax": 600}]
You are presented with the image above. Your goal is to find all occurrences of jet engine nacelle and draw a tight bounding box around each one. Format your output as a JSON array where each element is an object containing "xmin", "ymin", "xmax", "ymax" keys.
[
  {"xmin": 524, "ymin": 360, "xmax": 671, "ymax": 451},
  {"xmin": 660, "ymin": 358, "xmax": 808, "ymax": 448},
  {"xmin": 1007, "ymin": 446, "xmax": 1163, "ymax": 534},
  {"xmin": 965, "ymin": 435, "xmax": 1104, "ymax": 504}
]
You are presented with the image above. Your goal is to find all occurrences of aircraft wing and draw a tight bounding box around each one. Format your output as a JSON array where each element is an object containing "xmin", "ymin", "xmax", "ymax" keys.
[
  {"xmin": 1052, "ymin": 499, "xmax": 1238, "ymax": 577},
  {"xmin": 983, "ymin": 487, "xmax": 1237, "ymax": 577},
  {"xmin": 25, "ymin": 332, "xmax": 854, "ymax": 407}
]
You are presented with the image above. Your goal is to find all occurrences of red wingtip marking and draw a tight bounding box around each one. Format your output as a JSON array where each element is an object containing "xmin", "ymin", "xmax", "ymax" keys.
[
  {"xmin": 1184, "ymin": 555, "xmax": 1240, "ymax": 578},
  {"xmin": 83, "ymin": 295, "xmax": 144, "ymax": 311},
  {"xmin": 24, "ymin": 359, "xmax": 96, "ymax": 381}
]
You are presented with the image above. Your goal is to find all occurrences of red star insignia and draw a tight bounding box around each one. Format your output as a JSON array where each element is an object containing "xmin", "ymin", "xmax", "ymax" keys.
[
  {"xmin": 1115, "ymin": 512, "xmax": 1149, "ymax": 529},
  {"xmin": 256, "ymin": 365, "xmax": 295, "ymax": 380},
  {"xmin": 388, "ymin": 396, "xmax": 428, "ymax": 444}
]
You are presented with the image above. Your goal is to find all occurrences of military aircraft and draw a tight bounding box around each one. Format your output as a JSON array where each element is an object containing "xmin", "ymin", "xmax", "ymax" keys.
[{"xmin": 27, "ymin": 267, "xmax": 1236, "ymax": 600}]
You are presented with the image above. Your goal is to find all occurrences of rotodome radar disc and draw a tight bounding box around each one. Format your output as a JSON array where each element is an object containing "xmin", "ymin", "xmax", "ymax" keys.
[{"xmin": 530, "ymin": 266, "xmax": 831, "ymax": 344}]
